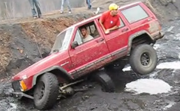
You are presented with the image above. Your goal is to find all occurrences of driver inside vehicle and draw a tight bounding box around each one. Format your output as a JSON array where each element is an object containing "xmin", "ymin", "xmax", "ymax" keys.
[{"xmin": 80, "ymin": 26, "xmax": 94, "ymax": 42}]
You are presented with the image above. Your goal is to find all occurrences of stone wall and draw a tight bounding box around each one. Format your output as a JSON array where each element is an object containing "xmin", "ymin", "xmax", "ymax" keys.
[{"xmin": 0, "ymin": 0, "xmax": 85, "ymax": 20}]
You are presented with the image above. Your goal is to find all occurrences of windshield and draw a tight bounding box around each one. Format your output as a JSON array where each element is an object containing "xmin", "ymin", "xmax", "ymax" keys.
[{"xmin": 51, "ymin": 27, "xmax": 73, "ymax": 53}]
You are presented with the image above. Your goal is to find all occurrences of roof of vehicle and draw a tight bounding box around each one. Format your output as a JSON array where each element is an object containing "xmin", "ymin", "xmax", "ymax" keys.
[{"xmin": 69, "ymin": 1, "xmax": 143, "ymax": 28}]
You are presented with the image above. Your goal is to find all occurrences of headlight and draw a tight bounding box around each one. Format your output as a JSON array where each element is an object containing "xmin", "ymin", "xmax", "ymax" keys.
[
  {"xmin": 12, "ymin": 80, "xmax": 28, "ymax": 92},
  {"xmin": 12, "ymin": 81, "xmax": 21, "ymax": 92}
]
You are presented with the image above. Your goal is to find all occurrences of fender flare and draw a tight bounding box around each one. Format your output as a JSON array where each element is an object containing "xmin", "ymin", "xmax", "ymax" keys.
[
  {"xmin": 128, "ymin": 30, "xmax": 154, "ymax": 52},
  {"xmin": 32, "ymin": 66, "xmax": 72, "ymax": 87}
]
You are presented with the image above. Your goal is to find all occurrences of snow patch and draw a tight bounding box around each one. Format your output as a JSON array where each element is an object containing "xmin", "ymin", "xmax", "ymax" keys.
[
  {"xmin": 7, "ymin": 103, "xmax": 17, "ymax": 111},
  {"xmin": 153, "ymin": 44, "xmax": 160, "ymax": 50},
  {"xmin": 149, "ymin": 71, "xmax": 158, "ymax": 78},
  {"xmin": 179, "ymin": 54, "xmax": 180, "ymax": 59},
  {"xmin": 163, "ymin": 101, "xmax": 175, "ymax": 110},
  {"xmin": 157, "ymin": 61, "xmax": 180, "ymax": 69},
  {"xmin": 175, "ymin": 33, "xmax": 180, "ymax": 40},
  {"xmin": 122, "ymin": 66, "xmax": 131, "ymax": 71},
  {"xmin": 175, "ymin": 33, "xmax": 180, "ymax": 37},
  {"xmin": 122, "ymin": 61, "xmax": 180, "ymax": 72},
  {"xmin": 125, "ymin": 78, "xmax": 172, "ymax": 95},
  {"xmin": 167, "ymin": 26, "xmax": 174, "ymax": 32}
]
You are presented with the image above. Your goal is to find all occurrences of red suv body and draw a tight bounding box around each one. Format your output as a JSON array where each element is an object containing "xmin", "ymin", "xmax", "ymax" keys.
[{"xmin": 11, "ymin": 1, "xmax": 164, "ymax": 110}]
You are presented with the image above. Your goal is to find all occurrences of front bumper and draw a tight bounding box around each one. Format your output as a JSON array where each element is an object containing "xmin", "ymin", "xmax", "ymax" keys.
[
  {"xmin": 159, "ymin": 30, "xmax": 165, "ymax": 38},
  {"xmin": 12, "ymin": 91, "xmax": 34, "ymax": 99},
  {"xmin": 153, "ymin": 30, "xmax": 165, "ymax": 40},
  {"xmin": 11, "ymin": 81, "xmax": 34, "ymax": 99}
]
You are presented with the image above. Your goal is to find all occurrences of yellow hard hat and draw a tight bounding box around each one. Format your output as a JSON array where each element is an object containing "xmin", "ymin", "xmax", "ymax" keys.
[{"xmin": 109, "ymin": 3, "xmax": 119, "ymax": 11}]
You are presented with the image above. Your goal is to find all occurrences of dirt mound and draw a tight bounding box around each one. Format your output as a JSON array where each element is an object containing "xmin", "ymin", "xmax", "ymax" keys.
[
  {"xmin": 146, "ymin": 0, "xmax": 180, "ymax": 22},
  {"xmin": 0, "ymin": 14, "xmax": 92, "ymax": 79}
]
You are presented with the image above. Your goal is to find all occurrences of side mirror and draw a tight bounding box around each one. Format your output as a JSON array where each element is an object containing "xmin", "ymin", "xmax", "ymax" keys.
[{"xmin": 71, "ymin": 41, "xmax": 79, "ymax": 49}]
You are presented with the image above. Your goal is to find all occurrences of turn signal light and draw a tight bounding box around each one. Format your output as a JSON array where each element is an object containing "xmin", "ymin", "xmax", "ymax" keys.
[{"xmin": 20, "ymin": 80, "xmax": 27, "ymax": 91}]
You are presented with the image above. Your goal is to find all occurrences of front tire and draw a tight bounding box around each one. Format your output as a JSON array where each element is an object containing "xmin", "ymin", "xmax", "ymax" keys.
[
  {"xmin": 129, "ymin": 44, "xmax": 157, "ymax": 75},
  {"xmin": 34, "ymin": 73, "xmax": 59, "ymax": 110}
]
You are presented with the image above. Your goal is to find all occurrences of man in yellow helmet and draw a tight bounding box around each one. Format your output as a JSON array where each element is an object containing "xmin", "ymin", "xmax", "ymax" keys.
[{"xmin": 99, "ymin": 3, "xmax": 120, "ymax": 34}]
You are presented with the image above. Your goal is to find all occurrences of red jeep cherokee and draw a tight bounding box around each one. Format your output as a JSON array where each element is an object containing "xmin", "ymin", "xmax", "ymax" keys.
[{"xmin": 11, "ymin": 1, "xmax": 164, "ymax": 110}]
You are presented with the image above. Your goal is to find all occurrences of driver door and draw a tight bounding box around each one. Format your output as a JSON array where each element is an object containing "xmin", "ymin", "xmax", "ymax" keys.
[{"xmin": 69, "ymin": 25, "xmax": 109, "ymax": 78}]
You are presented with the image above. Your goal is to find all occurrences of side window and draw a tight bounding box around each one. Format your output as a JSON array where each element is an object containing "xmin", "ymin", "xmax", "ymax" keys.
[
  {"xmin": 121, "ymin": 5, "xmax": 149, "ymax": 23},
  {"xmin": 119, "ymin": 18, "xmax": 125, "ymax": 28},
  {"xmin": 89, "ymin": 24, "xmax": 99, "ymax": 38},
  {"xmin": 90, "ymin": 25, "xmax": 96, "ymax": 33},
  {"xmin": 73, "ymin": 21, "xmax": 101, "ymax": 45},
  {"xmin": 74, "ymin": 30, "xmax": 83, "ymax": 45},
  {"xmin": 86, "ymin": 23, "xmax": 100, "ymax": 38}
]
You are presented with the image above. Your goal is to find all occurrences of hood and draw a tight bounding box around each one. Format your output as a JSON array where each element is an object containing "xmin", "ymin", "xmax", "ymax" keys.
[{"xmin": 12, "ymin": 51, "xmax": 68, "ymax": 81}]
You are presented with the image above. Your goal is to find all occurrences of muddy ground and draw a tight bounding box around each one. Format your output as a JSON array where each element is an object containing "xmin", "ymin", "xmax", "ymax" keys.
[{"xmin": 1, "ymin": 0, "xmax": 180, "ymax": 111}]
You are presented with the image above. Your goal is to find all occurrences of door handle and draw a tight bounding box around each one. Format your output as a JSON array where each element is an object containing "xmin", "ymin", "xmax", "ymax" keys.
[
  {"xmin": 96, "ymin": 38, "xmax": 104, "ymax": 42},
  {"xmin": 122, "ymin": 28, "xmax": 129, "ymax": 32}
]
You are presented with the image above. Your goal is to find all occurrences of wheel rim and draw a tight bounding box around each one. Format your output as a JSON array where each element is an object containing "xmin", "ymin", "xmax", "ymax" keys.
[
  {"xmin": 140, "ymin": 52, "xmax": 150, "ymax": 66},
  {"xmin": 36, "ymin": 82, "xmax": 45, "ymax": 100}
]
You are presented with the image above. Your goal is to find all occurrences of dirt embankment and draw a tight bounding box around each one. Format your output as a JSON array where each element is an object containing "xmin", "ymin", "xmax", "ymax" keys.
[
  {"xmin": 0, "ymin": 14, "xmax": 92, "ymax": 79},
  {"xmin": 0, "ymin": 0, "xmax": 180, "ymax": 79},
  {"xmin": 145, "ymin": 0, "xmax": 180, "ymax": 22}
]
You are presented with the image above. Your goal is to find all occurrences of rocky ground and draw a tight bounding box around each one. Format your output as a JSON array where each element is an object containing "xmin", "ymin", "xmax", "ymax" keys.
[{"xmin": 0, "ymin": 0, "xmax": 180, "ymax": 111}]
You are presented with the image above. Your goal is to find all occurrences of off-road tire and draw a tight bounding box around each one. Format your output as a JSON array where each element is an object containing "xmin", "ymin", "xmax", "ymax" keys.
[
  {"xmin": 129, "ymin": 44, "xmax": 157, "ymax": 75},
  {"xmin": 34, "ymin": 73, "xmax": 59, "ymax": 110},
  {"xmin": 94, "ymin": 71, "xmax": 115, "ymax": 92}
]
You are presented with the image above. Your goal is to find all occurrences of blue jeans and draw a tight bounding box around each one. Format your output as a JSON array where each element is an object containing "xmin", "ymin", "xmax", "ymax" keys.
[
  {"xmin": 61, "ymin": 0, "xmax": 71, "ymax": 12},
  {"xmin": 29, "ymin": 0, "xmax": 41, "ymax": 17},
  {"xmin": 86, "ymin": 0, "xmax": 91, "ymax": 9}
]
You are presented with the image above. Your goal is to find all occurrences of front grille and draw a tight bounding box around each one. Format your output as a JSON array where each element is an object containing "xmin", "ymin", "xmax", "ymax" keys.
[{"xmin": 12, "ymin": 81, "xmax": 21, "ymax": 92}]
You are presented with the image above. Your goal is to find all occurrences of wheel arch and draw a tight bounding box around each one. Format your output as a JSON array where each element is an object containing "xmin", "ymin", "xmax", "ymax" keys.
[
  {"xmin": 32, "ymin": 66, "xmax": 72, "ymax": 87},
  {"xmin": 128, "ymin": 30, "xmax": 155, "ymax": 53}
]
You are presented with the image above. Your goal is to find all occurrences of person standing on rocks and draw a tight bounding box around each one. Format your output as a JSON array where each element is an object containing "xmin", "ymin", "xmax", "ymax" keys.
[
  {"xmin": 86, "ymin": 0, "xmax": 92, "ymax": 9},
  {"xmin": 28, "ymin": 0, "xmax": 42, "ymax": 18},
  {"xmin": 60, "ymin": 0, "xmax": 72, "ymax": 14}
]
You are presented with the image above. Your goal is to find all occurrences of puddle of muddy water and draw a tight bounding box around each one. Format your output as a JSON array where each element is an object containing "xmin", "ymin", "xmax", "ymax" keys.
[{"xmin": 125, "ymin": 78, "xmax": 172, "ymax": 95}]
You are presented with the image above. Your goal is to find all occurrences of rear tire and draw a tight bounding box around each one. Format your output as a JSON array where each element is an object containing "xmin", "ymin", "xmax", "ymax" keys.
[
  {"xmin": 129, "ymin": 44, "xmax": 157, "ymax": 75},
  {"xmin": 93, "ymin": 71, "xmax": 115, "ymax": 92},
  {"xmin": 34, "ymin": 73, "xmax": 59, "ymax": 110}
]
